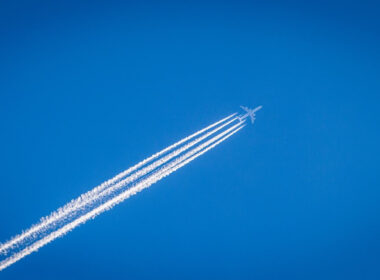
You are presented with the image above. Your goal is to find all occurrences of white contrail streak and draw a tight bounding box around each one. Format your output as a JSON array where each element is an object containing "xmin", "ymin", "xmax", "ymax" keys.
[
  {"xmin": 64, "ymin": 116, "xmax": 239, "ymax": 208},
  {"xmin": 0, "ymin": 113, "xmax": 236, "ymax": 255},
  {"xmin": 0, "ymin": 122, "xmax": 245, "ymax": 271}
]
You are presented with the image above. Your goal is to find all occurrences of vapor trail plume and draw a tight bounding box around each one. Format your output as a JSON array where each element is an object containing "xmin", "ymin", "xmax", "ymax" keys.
[
  {"xmin": 0, "ymin": 121, "xmax": 245, "ymax": 271},
  {"xmin": 0, "ymin": 113, "xmax": 236, "ymax": 255},
  {"xmin": 67, "ymin": 116, "xmax": 239, "ymax": 208}
]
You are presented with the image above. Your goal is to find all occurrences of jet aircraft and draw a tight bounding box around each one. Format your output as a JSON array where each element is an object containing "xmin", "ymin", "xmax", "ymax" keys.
[{"xmin": 239, "ymin": 105, "xmax": 262, "ymax": 124}]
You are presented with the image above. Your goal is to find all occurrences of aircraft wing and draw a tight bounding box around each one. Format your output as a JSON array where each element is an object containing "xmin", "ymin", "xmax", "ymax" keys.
[{"xmin": 240, "ymin": 106, "xmax": 250, "ymax": 112}]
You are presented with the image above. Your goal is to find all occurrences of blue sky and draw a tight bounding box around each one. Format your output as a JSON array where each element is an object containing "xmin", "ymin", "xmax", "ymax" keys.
[{"xmin": 1, "ymin": 1, "xmax": 380, "ymax": 279}]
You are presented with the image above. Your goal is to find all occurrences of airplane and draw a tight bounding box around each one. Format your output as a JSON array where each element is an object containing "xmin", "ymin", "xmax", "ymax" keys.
[{"xmin": 238, "ymin": 105, "xmax": 263, "ymax": 124}]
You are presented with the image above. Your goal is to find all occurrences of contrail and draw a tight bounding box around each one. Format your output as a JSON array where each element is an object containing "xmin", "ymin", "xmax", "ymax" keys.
[
  {"xmin": 3, "ymin": 119, "xmax": 242, "ymax": 255},
  {"xmin": 0, "ymin": 121, "xmax": 245, "ymax": 271},
  {"xmin": 4, "ymin": 116, "xmax": 239, "ymax": 254},
  {"xmin": 65, "ymin": 116, "xmax": 239, "ymax": 209},
  {"xmin": 0, "ymin": 113, "xmax": 237, "ymax": 255}
]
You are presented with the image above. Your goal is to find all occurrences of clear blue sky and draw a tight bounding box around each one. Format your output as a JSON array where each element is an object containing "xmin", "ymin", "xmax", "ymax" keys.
[{"xmin": 1, "ymin": 1, "xmax": 379, "ymax": 279}]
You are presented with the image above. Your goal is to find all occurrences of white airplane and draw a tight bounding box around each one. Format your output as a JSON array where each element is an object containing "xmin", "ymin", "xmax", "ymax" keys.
[{"xmin": 239, "ymin": 105, "xmax": 263, "ymax": 124}]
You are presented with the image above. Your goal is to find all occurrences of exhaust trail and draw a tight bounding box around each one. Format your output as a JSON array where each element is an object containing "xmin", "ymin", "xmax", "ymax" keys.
[
  {"xmin": 3, "ymin": 119, "xmax": 242, "ymax": 256},
  {"xmin": 0, "ymin": 121, "xmax": 245, "ymax": 271},
  {"xmin": 0, "ymin": 113, "xmax": 237, "ymax": 255},
  {"xmin": 65, "ymin": 116, "xmax": 239, "ymax": 209}
]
